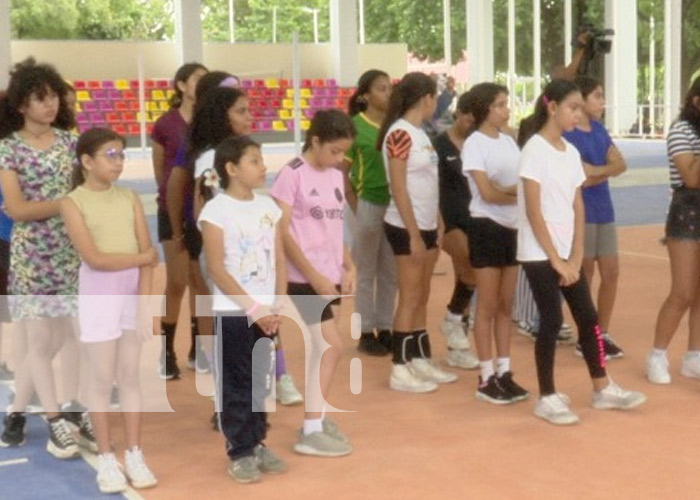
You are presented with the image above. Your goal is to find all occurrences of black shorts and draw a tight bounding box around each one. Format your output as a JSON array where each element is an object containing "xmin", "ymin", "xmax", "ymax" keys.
[
  {"xmin": 183, "ymin": 220, "xmax": 203, "ymax": 261},
  {"xmin": 383, "ymin": 222, "xmax": 438, "ymax": 256},
  {"xmin": 467, "ymin": 217, "xmax": 517, "ymax": 268},
  {"xmin": 287, "ymin": 282, "xmax": 341, "ymax": 325},
  {"xmin": 157, "ymin": 207, "xmax": 173, "ymax": 242},
  {"xmin": 665, "ymin": 187, "xmax": 700, "ymax": 241}
]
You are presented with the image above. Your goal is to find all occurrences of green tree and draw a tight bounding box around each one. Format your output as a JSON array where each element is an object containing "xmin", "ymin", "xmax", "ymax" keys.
[{"xmin": 10, "ymin": 0, "xmax": 80, "ymax": 39}]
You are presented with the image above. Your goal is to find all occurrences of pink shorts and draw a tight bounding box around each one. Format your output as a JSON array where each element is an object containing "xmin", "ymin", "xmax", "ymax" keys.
[{"xmin": 78, "ymin": 264, "xmax": 139, "ymax": 343}]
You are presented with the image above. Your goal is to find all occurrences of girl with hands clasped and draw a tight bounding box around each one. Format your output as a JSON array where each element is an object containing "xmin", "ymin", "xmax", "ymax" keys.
[
  {"xmin": 60, "ymin": 128, "xmax": 158, "ymax": 494},
  {"xmin": 517, "ymin": 80, "xmax": 646, "ymax": 426},
  {"xmin": 269, "ymin": 109, "xmax": 356, "ymax": 459},
  {"xmin": 379, "ymin": 72, "xmax": 457, "ymax": 394},
  {"xmin": 199, "ymin": 136, "xmax": 287, "ymax": 484}
]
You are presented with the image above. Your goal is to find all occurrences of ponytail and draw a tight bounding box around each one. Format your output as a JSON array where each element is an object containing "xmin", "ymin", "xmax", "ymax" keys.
[
  {"xmin": 348, "ymin": 69, "xmax": 389, "ymax": 116},
  {"xmin": 376, "ymin": 72, "xmax": 436, "ymax": 150},
  {"xmin": 518, "ymin": 79, "xmax": 580, "ymax": 147}
]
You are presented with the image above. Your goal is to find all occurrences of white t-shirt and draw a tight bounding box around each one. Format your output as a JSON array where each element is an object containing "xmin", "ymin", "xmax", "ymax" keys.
[
  {"xmin": 194, "ymin": 149, "xmax": 215, "ymax": 180},
  {"xmin": 381, "ymin": 119, "xmax": 439, "ymax": 230},
  {"xmin": 517, "ymin": 134, "xmax": 586, "ymax": 262},
  {"xmin": 197, "ymin": 192, "xmax": 281, "ymax": 311},
  {"xmin": 462, "ymin": 130, "xmax": 520, "ymax": 229}
]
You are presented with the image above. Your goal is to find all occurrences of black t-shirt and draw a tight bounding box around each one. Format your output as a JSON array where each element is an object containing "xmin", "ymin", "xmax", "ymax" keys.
[{"xmin": 432, "ymin": 131, "xmax": 472, "ymax": 230}]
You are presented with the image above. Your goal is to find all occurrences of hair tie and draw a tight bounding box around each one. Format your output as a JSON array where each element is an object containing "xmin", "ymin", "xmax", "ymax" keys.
[
  {"xmin": 218, "ymin": 76, "xmax": 240, "ymax": 88},
  {"xmin": 542, "ymin": 95, "xmax": 550, "ymax": 106}
]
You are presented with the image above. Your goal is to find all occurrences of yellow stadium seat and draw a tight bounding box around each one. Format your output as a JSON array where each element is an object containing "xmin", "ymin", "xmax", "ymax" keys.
[
  {"xmin": 152, "ymin": 89, "xmax": 166, "ymax": 101},
  {"xmin": 75, "ymin": 103, "xmax": 82, "ymax": 112},
  {"xmin": 279, "ymin": 109, "xmax": 292, "ymax": 120},
  {"xmin": 301, "ymin": 120, "xmax": 311, "ymax": 131},
  {"xmin": 151, "ymin": 111, "xmax": 163, "ymax": 122},
  {"xmin": 159, "ymin": 101, "xmax": 170, "ymax": 111},
  {"xmin": 272, "ymin": 120, "xmax": 288, "ymax": 131},
  {"xmin": 300, "ymin": 99, "xmax": 309, "ymax": 109},
  {"xmin": 300, "ymin": 88, "xmax": 312, "ymax": 98},
  {"xmin": 286, "ymin": 89, "xmax": 295, "ymax": 98},
  {"xmin": 76, "ymin": 90, "xmax": 91, "ymax": 102},
  {"xmin": 166, "ymin": 89, "xmax": 176, "ymax": 99},
  {"xmin": 265, "ymin": 78, "xmax": 280, "ymax": 88},
  {"xmin": 146, "ymin": 101, "xmax": 158, "ymax": 111},
  {"xmin": 282, "ymin": 99, "xmax": 294, "ymax": 109},
  {"xmin": 136, "ymin": 112, "xmax": 150, "ymax": 122},
  {"xmin": 115, "ymin": 80, "xmax": 129, "ymax": 90}
]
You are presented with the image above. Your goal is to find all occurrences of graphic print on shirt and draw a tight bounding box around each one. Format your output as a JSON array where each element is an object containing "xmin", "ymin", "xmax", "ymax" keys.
[
  {"xmin": 235, "ymin": 212, "xmax": 276, "ymax": 285},
  {"xmin": 386, "ymin": 130, "xmax": 413, "ymax": 160}
]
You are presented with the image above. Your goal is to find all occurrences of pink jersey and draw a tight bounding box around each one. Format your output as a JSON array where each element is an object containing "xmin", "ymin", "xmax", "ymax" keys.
[{"xmin": 269, "ymin": 156, "xmax": 345, "ymax": 284}]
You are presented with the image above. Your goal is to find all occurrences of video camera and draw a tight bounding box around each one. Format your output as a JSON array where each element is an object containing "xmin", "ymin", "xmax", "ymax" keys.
[{"xmin": 573, "ymin": 22, "xmax": 614, "ymax": 76}]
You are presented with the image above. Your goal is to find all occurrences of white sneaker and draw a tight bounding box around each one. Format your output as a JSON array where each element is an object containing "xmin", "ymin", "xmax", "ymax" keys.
[
  {"xmin": 445, "ymin": 349, "xmax": 479, "ymax": 370},
  {"xmin": 681, "ymin": 352, "xmax": 700, "ymax": 379},
  {"xmin": 410, "ymin": 358, "xmax": 458, "ymax": 384},
  {"xmin": 534, "ymin": 394, "xmax": 579, "ymax": 425},
  {"xmin": 647, "ymin": 353, "xmax": 671, "ymax": 384},
  {"xmin": 389, "ymin": 364, "xmax": 438, "ymax": 393},
  {"xmin": 276, "ymin": 374, "xmax": 303, "ymax": 406},
  {"xmin": 124, "ymin": 447, "xmax": 158, "ymax": 489},
  {"xmin": 592, "ymin": 382, "xmax": 647, "ymax": 410},
  {"xmin": 97, "ymin": 453, "xmax": 128, "ymax": 494},
  {"xmin": 440, "ymin": 316, "xmax": 470, "ymax": 350}
]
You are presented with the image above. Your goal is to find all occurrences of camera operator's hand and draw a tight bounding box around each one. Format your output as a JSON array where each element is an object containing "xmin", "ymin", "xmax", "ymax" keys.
[{"xmin": 575, "ymin": 31, "xmax": 591, "ymax": 48}]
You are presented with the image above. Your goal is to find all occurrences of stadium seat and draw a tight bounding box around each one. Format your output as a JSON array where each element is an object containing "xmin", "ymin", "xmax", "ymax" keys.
[
  {"xmin": 159, "ymin": 101, "xmax": 170, "ymax": 111},
  {"xmin": 115, "ymin": 79, "xmax": 129, "ymax": 90},
  {"xmin": 151, "ymin": 89, "xmax": 166, "ymax": 101},
  {"xmin": 102, "ymin": 81, "xmax": 115, "ymax": 90},
  {"xmin": 115, "ymin": 101, "xmax": 128, "ymax": 112},
  {"xmin": 73, "ymin": 80, "xmax": 87, "ymax": 90},
  {"xmin": 108, "ymin": 90, "xmax": 122, "ymax": 100},
  {"xmin": 272, "ymin": 120, "xmax": 287, "ymax": 131},
  {"xmin": 241, "ymin": 80, "xmax": 253, "ymax": 89},
  {"xmin": 279, "ymin": 109, "xmax": 293, "ymax": 120},
  {"xmin": 121, "ymin": 112, "xmax": 136, "ymax": 122},
  {"xmin": 301, "ymin": 79, "xmax": 312, "ymax": 88},
  {"xmin": 326, "ymin": 78, "xmax": 338, "ymax": 87},
  {"xmin": 76, "ymin": 112, "xmax": 90, "ymax": 124},
  {"xmin": 76, "ymin": 90, "xmax": 91, "ymax": 102},
  {"xmin": 279, "ymin": 79, "xmax": 290, "ymax": 88},
  {"xmin": 265, "ymin": 78, "xmax": 279, "ymax": 88},
  {"xmin": 123, "ymin": 90, "xmax": 137, "ymax": 100},
  {"xmin": 129, "ymin": 101, "xmax": 140, "ymax": 111},
  {"xmin": 254, "ymin": 79, "xmax": 265, "ymax": 88},
  {"xmin": 300, "ymin": 88, "xmax": 312, "ymax": 98},
  {"xmin": 87, "ymin": 80, "xmax": 101, "ymax": 90},
  {"xmin": 128, "ymin": 123, "xmax": 141, "ymax": 135},
  {"xmin": 99, "ymin": 101, "xmax": 112, "ymax": 111},
  {"xmin": 312, "ymin": 79, "xmax": 325, "ymax": 88},
  {"xmin": 111, "ymin": 123, "xmax": 127, "ymax": 135},
  {"xmin": 92, "ymin": 90, "xmax": 107, "ymax": 100},
  {"xmin": 90, "ymin": 112, "xmax": 105, "ymax": 124},
  {"xmin": 146, "ymin": 102, "xmax": 158, "ymax": 111},
  {"xmin": 258, "ymin": 120, "xmax": 272, "ymax": 132},
  {"xmin": 105, "ymin": 112, "xmax": 119, "ymax": 123},
  {"xmin": 156, "ymin": 79, "xmax": 170, "ymax": 88},
  {"xmin": 301, "ymin": 120, "xmax": 311, "ymax": 131}
]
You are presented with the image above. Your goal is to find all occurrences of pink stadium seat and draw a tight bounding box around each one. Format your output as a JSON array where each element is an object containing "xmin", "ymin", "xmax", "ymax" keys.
[
  {"xmin": 76, "ymin": 112, "xmax": 90, "ymax": 123},
  {"xmin": 326, "ymin": 78, "xmax": 338, "ymax": 87},
  {"xmin": 83, "ymin": 101, "xmax": 97, "ymax": 112},
  {"xmin": 90, "ymin": 112, "xmax": 105, "ymax": 124},
  {"xmin": 92, "ymin": 90, "xmax": 106, "ymax": 100},
  {"xmin": 241, "ymin": 80, "xmax": 253, "ymax": 89},
  {"xmin": 99, "ymin": 101, "xmax": 112, "ymax": 111},
  {"xmin": 109, "ymin": 90, "xmax": 121, "ymax": 100},
  {"xmin": 258, "ymin": 120, "xmax": 272, "ymax": 132},
  {"xmin": 102, "ymin": 81, "xmax": 115, "ymax": 90}
]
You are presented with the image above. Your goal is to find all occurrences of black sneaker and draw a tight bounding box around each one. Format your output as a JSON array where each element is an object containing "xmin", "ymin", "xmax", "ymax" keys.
[
  {"xmin": 497, "ymin": 371, "xmax": 530, "ymax": 402},
  {"xmin": 475, "ymin": 375, "xmax": 513, "ymax": 405},
  {"xmin": 47, "ymin": 417, "xmax": 80, "ymax": 459},
  {"xmin": 110, "ymin": 385, "xmax": 120, "ymax": 410},
  {"xmin": 64, "ymin": 411, "xmax": 97, "ymax": 453},
  {"xmin": 187, "ymin": 343, "xmax": 196, "ymax": 370},
  {"xmin": 376, "ymin": 330, "xmax": 393, "ymax": 352},
  {"xmin": 0, "ymin": 412, "xmax": 26, "ymax": 447},
  {"xmin": 0, "ymin": 362, "xmax": 13, "ymax": 384},
  {"xmin": 357, "ymin": 333, "xmax": 388, "ymax": 356},
  {"xmin": 159, "ymin": 350, "xmax": 181, "ymax": 380},
  {"xmin": 60, "ymin": 400, "xmax": 86, "ymax": 430},
  {"xmin": 603, "ymin": 333, "xmax": 624, "ymax": 359},
  {"xmin": 211, "ymin": 412, "xmax": 219, "ymax": 432}
]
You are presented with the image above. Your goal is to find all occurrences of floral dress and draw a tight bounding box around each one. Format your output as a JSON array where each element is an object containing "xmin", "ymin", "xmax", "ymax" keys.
[{"xmin": 0, "ymin": 129, "xmax": 80, "ymax": 319}]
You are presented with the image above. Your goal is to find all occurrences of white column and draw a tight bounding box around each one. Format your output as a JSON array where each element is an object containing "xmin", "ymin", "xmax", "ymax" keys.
[
  {"xmin": 466, "ymin": 0, "xmax": 494, "ymax": 85},
  {"xmin": 358, "ymin": 0, "xmax": 366, "ymax": 45},
  {"xmin": 507, "ymin": 0, "xmax": 516, "ymax": 121},
  {"xmin": 228, "ymin": 0, "xmax": 235, "ymax": 43},
  {"xmin": 663, "ymin": 0, "xmax": 682, "ymax": 133},
  {"xmin": 533, "ymin": 0, "xmax": 541, "ymax": 97},
  {"xmin": 605, "ymin": 0, "xmax": 637, "ymax": 135},
  {"xmin": 564, "ymin": 0, "xmax": 572, "ymax": 65},
  {"xmin": 0, "ymin": 0, "xmax": 11, "ymax": 90},
  {"xmin": 444, "ymin": 0, "xmax": 452, "ymax": 68},
  {"xmin": 174, "ymin": 0, "xmax": 203, "ymax": 65},
  {"xmin": 330, "ymin": 0, "xmax": 358, "ymax": 86},
  {"xmin": 649, "ymin": 15, "xmax": 655, "ymax": 134}
]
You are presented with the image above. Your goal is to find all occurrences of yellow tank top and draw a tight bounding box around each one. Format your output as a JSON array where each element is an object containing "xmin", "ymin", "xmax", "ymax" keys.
[{"xmin": 67, "ymin": 185, "xmax": 139, "ymax": 254}]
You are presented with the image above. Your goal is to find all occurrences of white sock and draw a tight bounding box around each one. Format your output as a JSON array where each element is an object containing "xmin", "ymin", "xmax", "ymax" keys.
[
  {"xmin": 685, "ymin": 350, "xmax": 700, "ymax": 358},
  {"xmin": 496, "ymin": 357, "xmax": 511, "ymax": 376},
  {"xmin": 651, "ymin": 348, "xmax": 667, "ymax": 359},
  {"xmin": 479, "ymin": 360, "xmax": 494, "ymax": 382},
  {"xmin": 303, "ymin": 418, "xmax": 323, "ymax": 436},
  {"xmin": 445, "ymin": 311, "xmax": 462, "ymax": 323}
]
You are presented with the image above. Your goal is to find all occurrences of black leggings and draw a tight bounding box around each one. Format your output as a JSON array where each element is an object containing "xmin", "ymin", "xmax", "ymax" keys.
[{"xmin": 522, "ymin": 261, "xmax": 607, "ymax": 395}]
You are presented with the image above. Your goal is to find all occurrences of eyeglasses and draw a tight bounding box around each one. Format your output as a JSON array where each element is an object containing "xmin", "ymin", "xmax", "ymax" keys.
[{"xmin": 97, "ymin": 149, "xmax": 126, "ymax": 162}]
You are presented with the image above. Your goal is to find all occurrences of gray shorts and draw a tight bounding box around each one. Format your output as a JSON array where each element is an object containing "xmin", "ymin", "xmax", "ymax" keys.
[{"xmin": 584, "ymin": 223, "xmax": 618, "ymax": 258}]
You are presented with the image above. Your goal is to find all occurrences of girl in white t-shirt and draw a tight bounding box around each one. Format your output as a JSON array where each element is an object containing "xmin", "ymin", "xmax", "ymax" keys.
[
  {"xmin": 199, "ymin": 136, "xmax": 287, "ymax": 483},
  {"xmin": 461, "ymin": 82, "xmax": 529, "ymax": 405},
  {"xmin": 378, "ymin": 72, "xmax": 457, "ymax": 393},
  {"xmin": 517, "ymin": 79, "xmax": 646, "ymax": 426}
]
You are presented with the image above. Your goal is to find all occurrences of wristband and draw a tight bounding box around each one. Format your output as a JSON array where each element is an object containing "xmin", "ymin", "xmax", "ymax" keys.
[{"xmin": 245, "ymin": 301, "xmax": 260, "ymax": 317}]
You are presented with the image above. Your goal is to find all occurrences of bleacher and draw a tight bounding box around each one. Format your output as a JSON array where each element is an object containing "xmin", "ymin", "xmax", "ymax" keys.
[{"xmin": 70, "ymin": 77, "xmax": 354, "ymax": 136}]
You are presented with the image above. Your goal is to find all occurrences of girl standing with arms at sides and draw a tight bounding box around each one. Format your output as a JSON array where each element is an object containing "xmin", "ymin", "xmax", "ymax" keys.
[
  {"xmin": 151, "ymin": 62, "xmax": 208, "ymax": 380},
  {"xmin": 564, "ymin": 76, "xmax": 626, "ymax": 360},
  {"xmin": 343, "ymin": 69, "xmax": 396, "ymax": 356},
  {"xmin": 379, "ymin": 72, "xmax": 457, "ymax": 393},
  {"xmin": 270, "ymin": 109, "xmax": 356, "ymax": 457},
  {"xmin": 61, "ymin": 128, "xmax": 159, "ymax": 494},
  {"xmin": 462, "ymin": 83, "xmax": 528, "ymax": 404},
  {"xmin": 200, "ymin": 136, "xmax": 287, "ymax": 484},
  {"xmin": 647, "ymin": 77, "xmax": 700, "ymax": 384},
  {"xmin": 0, "ymin": 60, "xmax": 90, "ymax": 456},
  {"xmin": 518, "ymin": 79, "xmax": 646, "ymax": 425},
  {"xmin": 433, "ymin": 91, "xmax": 479, "ymax": 370}
]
